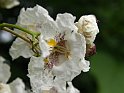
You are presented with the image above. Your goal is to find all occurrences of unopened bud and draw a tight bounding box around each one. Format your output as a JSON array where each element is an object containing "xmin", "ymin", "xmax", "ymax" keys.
[{"xmin": 86, "ymin": 43, "xmax": 96, "ymax": 57}]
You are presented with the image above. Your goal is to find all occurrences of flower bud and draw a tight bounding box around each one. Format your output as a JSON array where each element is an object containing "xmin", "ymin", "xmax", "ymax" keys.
[{"xmin": 76, "ymin": 15, "xmax": 99, "ymax": 45}]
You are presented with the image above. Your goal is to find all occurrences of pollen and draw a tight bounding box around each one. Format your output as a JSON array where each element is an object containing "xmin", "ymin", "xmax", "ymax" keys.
[{"xmin": 47, "ymin": 39, "xmax": 57, "ymax": 47}]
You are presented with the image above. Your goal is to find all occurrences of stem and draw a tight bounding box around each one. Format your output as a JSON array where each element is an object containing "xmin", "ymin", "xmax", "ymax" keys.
[
  {"xmin": 0, "ymin": 23, "xmax": 41, "ymax": 37},
  {"xmin": 2, "ymin": 27, "xmax": 41, "ymax": 57},
  {"xmin": 0, "ymin": 23, "xmax": 41, "ymax": 57},
  {"xmin": 2, "ymin": 27, "xmax": 30, "ymax": 43}
]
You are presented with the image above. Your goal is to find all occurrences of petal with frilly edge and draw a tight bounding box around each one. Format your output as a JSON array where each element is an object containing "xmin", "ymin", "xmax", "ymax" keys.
[
  {"xmin": 17, "ymin": 5, "xmax": 56, "ymax": 34},
  {"xmin": 79, "ymin": 59, "xmax": 90, "ymax": 72},
  {"xmin": 56, "ymin": 13, "xmax": 77, "ymax": 32},
  {"xmin": 0, "ymin": 56, "xmax": 11, "ymax": 83},
  {"xmin": 16, "ymin": 5, "xmax": 49, "ymax": 36}
]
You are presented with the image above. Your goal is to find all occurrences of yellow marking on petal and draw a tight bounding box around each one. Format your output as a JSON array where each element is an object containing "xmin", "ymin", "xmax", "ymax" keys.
[
  {"xmin": 47, "ymin": 39, "xmax": 57, "ymax": 47},
  {"xmin": 43, "ymin": 58, "xmax": 49, "ymax": 63}
]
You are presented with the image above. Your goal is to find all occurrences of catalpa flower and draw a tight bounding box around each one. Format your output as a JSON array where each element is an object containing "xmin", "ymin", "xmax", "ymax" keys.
[
  {"xmin": 26, "ymin": 5, "xmax": 90, "ymax": 93},
  {"xmin": 0, "ymin": 0, "xmax": 20, "ymax": 9},
  {"xmin": 0, "ymin": 56, "xmax": 28, "ymax": 93}
]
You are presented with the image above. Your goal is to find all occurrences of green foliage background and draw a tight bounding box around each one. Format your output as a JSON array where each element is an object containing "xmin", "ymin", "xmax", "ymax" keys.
[{"xmin": 0, "ymin": 0, "xmax": 124, "ymax": 93}]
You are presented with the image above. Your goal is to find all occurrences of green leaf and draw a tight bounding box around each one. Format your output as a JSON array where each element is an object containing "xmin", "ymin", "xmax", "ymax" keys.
[{"xmin": 91, "ymin": 51, "xmax": 124, "ymax": 93}]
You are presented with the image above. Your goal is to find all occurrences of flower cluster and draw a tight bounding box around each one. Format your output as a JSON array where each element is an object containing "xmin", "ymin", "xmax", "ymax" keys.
[{"xmin": 1, "ymin": 5, "xmax": 99, "ymax": 93}]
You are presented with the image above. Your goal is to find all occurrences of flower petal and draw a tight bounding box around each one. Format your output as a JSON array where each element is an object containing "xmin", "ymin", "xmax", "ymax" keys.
[
  {"xmin": 56, "ymin": 13, "xmax": 77, "ymax": 32},
  {"xmin": 9, "ymin": 38, "xmax": 33, "ymax": 59},
  {"xmin": 0, "ymin": 83, "xmax": 11, "ymax": 93},
  {"xmin": 67, "ymin": 82, "xmax": 79, "ymax": 93},
  {"xmin": 0, "ymin": 56, "xmax": 11, "ymax": 83},
  {"xmin": 9, "ymin": 78, "xmax": 27, "ymax": 93},
  {"xmin": 79, "ymin": 59, "xmax": 90, "ymax": 72}
]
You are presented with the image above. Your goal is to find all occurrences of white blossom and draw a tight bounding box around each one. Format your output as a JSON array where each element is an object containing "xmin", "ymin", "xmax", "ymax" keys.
[
  {"xmin": 0, "ymin": 0, "xmax": 20, "ymax": 9},
  {"xmin": 8, "ymin": 5, "xmax": 99, "ymax": 93},
  {"xmin": 75, "ymin": 15, "xmax": 99, "ymax": 45},
  {"xmin": 27, "ymin": 5, "xmax": 90, "ymax": 93},
  {"xmin": 0, "ymin": 56, "xmax": 29, "ymax": 93}
]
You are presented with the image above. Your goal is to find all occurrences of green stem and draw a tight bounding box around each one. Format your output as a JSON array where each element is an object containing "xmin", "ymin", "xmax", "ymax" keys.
[
  {"xmin": 0, "ymin": 23, "xmax": 41, "ymax": 38},
  {"xmin": 0, "ymin": 23, "xmax": 41, "ymax": 57},
  {"xmin": 2, "ymin": 27, "xmax": 30, "ymax": 43},
  {"xmin": 2, "ymin": 27, "xmax": 41, "ymax": 57}
]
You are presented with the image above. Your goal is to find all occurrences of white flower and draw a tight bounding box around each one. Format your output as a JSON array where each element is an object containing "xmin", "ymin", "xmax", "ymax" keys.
[
  {"xmin": 27, "ymin": 5, "xmax": 90, "ymax": 93},
  {"xmin": 75, "ymin": 15, "xmax": 99, "ymax": 45},
  {"xmin": 0, "ymin": 0, "xmax": 20, "ymax": 9},
  {"xmin": 0, "ymin": 56, "xmax": 28, "ymax": 93}
]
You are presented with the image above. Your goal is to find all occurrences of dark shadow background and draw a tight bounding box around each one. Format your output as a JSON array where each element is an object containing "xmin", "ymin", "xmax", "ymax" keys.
[{"xmin": 0, "ymin": 0, "xmax": 124, "ymax": 93}]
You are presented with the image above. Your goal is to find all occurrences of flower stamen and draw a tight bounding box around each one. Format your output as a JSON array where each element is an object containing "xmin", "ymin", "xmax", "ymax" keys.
[{"xmin": 44, "ymin": 34, "xmax": 70, "ymax": 69}]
